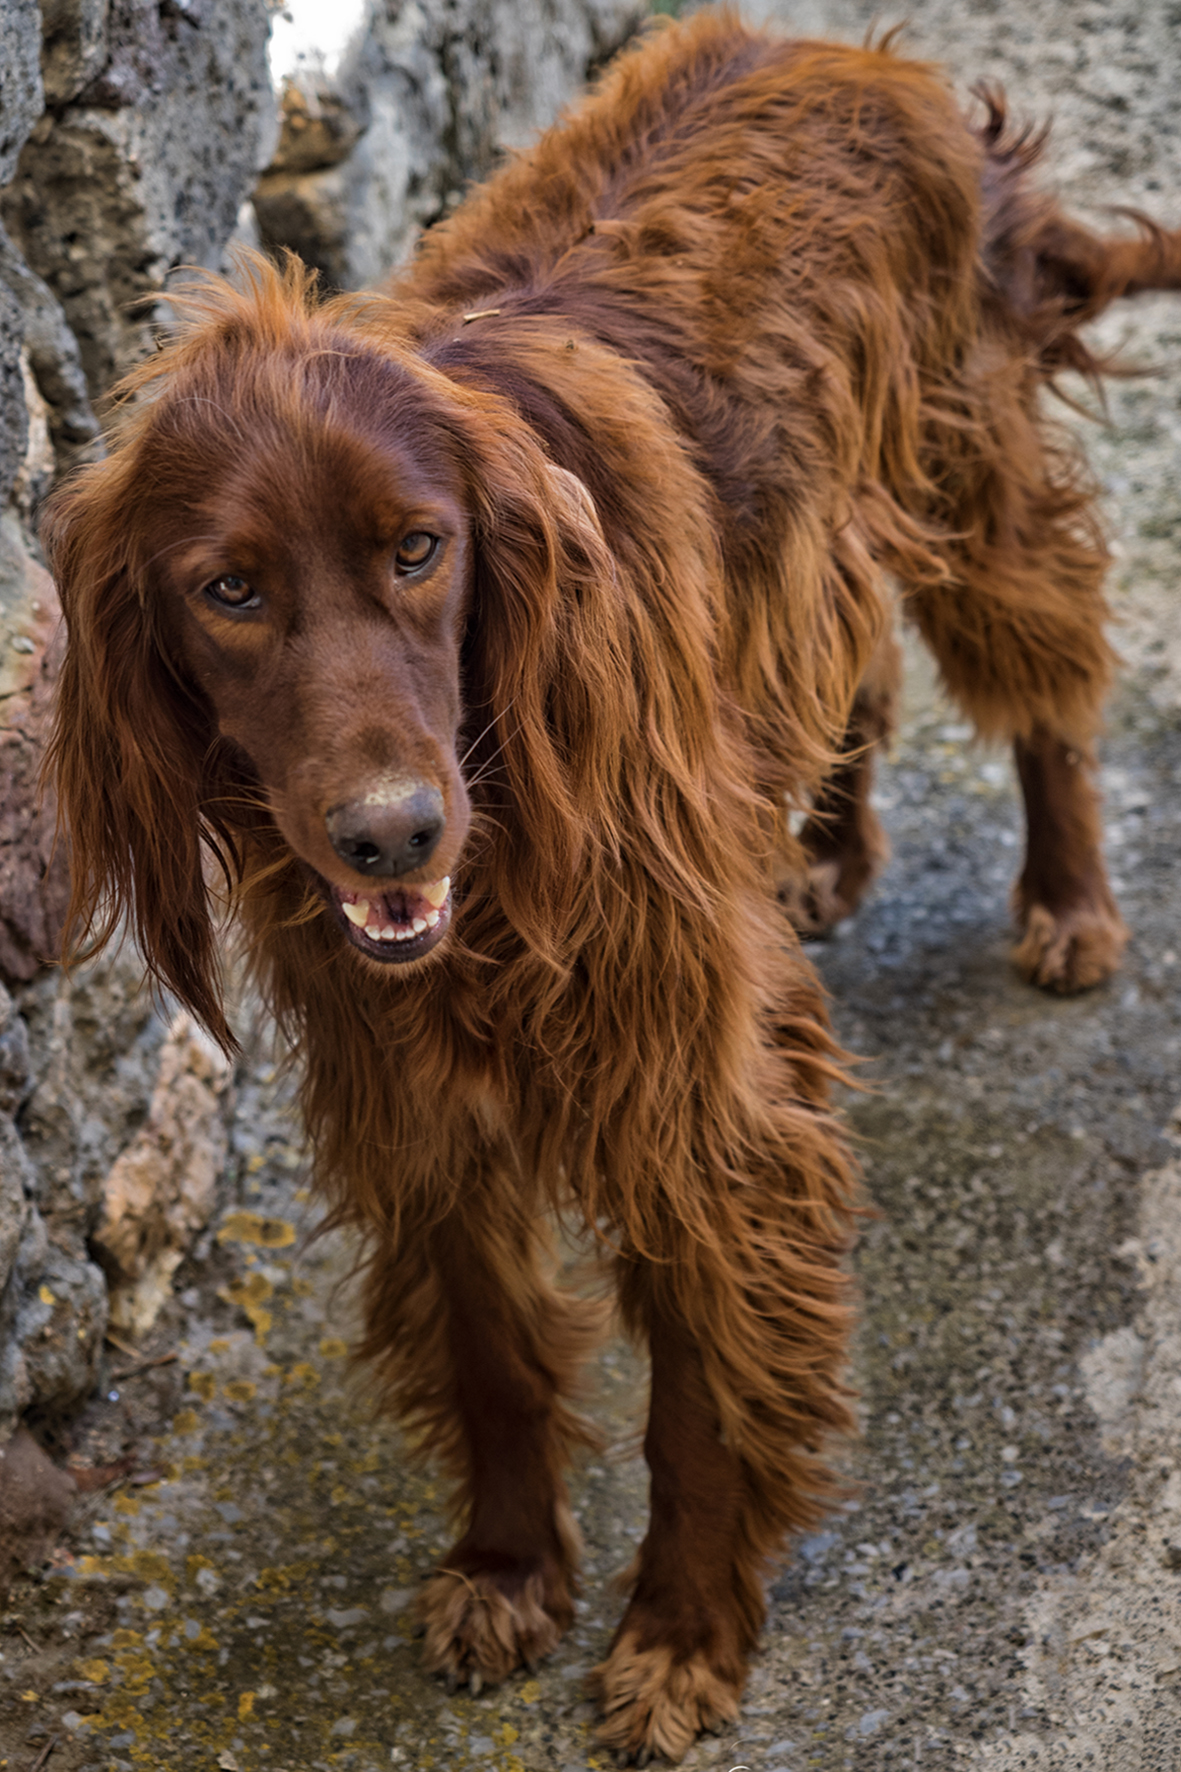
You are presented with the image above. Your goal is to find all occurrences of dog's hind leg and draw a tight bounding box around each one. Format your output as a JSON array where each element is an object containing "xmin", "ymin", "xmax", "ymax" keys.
[
  {"xmin": 907, "ymin": 555, "xmax": 1127, "ymax": 992},
  {"xmin": 361, "ymin": 1175, "xmax": 601, "ymax": 1690},
  {"xmin": 786, "ymin": 625, "xmax": 902, "ymax": 934},
  {"xmin": 1009, "ymin": 723, "xmax": 1127, "ymax": 990},
  {"xmin": 901, "ymin": 349, "xmax": 1128, "ymax": 991}
]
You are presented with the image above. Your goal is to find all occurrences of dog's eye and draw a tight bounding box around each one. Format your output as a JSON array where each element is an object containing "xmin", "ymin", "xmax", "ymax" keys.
[
  {"xmin": 204, "ymin": 574, "xmax": 259, "ymax": 611},
  {"xmin": 394, "ymin": 533, "xmax": 438, "ymax": 574}
]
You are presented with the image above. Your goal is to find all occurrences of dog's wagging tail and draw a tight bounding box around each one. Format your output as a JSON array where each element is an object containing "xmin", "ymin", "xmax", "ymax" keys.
[{"xmin": 43, "ymin": 12, "xmax": 1181, "ymax": 1763}]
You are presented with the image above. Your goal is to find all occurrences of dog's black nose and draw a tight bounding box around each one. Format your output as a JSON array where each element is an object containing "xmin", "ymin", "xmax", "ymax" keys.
[{"xmin": 325, "ymin": 784, "xmax": 445, "ymax": 877}]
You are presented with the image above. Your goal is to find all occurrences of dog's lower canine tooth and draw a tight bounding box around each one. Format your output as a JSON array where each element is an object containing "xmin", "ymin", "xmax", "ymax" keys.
[
  {"xmin": 422, "ymin": 877, "xmax": 450, "ymax": 909},
  {"xmin": 342, "ymin": 899, "xmax": 370, "ymax": 927}
]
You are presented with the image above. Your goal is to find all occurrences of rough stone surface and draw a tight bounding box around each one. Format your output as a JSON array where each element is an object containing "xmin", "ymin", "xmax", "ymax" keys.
[
  {"xmin": 40, "ymin": 0, "xmax": 114, "ymax": 108},
  {"xmin": 0, "ymin": 950, "xmax": 172, "ymax": 1439},
  {"xmin": 255, "ymin": 0, "xmax": 645, "ymax": 288},
  {"xmin": 1, "ymin": 0, "xmax": 278, "ymax": 396},
  {"xmin": 0, "ymin": 0, "xmax": 42, "ymax": 189},
  {"xmin": 0, "ymin": 278, "xmax": 26, "ymax": 513},
  {"xmin": 0, "ymin": 222, "xmax": 99, "ymax": 474},
  {"xmin": 94, "ymin": 1013, "xmax": 232, "ymax": 1336},
  {"xmin": 0, "ymin": 0, "xmax": 278, "ymax": 1463},
  {"xmin": 0, "ymin": 509, "xmax": 68, "ymax": 986},
  {"xmin": 0, "ymin": 1427, "xmax": 75, "ymax": 1605}
]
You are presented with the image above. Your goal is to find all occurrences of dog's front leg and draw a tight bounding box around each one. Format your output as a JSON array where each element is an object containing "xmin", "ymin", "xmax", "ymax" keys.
[
  {"xmin": 363, "ymin": 1180, "xmax": 601, "ymax": 1691},
  {"xmin": 590, "ymin": 1298, "xmax": 753, "ymax": 1764},
  {"xmin": 589, "ymin": 1032, "xmax": 857, "ymax": 1764}
]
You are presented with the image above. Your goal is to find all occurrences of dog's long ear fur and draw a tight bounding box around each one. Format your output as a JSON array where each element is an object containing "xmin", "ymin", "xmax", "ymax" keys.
[
  {"xmin": 40, "ymin": 458, "xmax": 236, "ymax": 1053},
  {"xmin": 437, "ymin": 362, "xmax": 752, "ymax": 996},
  {"xmin": 450, "ymin": 411, "xmax": 628, "ymax": 973}
]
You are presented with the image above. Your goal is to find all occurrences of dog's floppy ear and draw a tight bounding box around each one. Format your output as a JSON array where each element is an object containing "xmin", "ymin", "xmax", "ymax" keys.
[
  {"xmin": 456, "ymin": 414, "xmax": 643, "ymax": 961},
  {"xmin": 40, "ymin": 459, "xmax": 235, "ymax": 1053}
]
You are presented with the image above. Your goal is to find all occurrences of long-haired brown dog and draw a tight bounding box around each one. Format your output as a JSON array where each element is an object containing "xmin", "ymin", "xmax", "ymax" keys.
[{"xmin": 43, "ymin": 11, "xmax": 1181, "ymax": 1762}]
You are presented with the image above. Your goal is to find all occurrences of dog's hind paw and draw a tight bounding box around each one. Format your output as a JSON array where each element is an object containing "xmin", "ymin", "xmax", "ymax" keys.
[
  {"xmin": 417, "ymin": 1563, "xmax": 567, "ymax": 1690},
  {"xmin": 1013, "ymin": 898, "xmax": 1128, "ymax": 994},
  {"xmin": 589, "ymin": 1635, "xmax": 741, "ymax": 1765}
]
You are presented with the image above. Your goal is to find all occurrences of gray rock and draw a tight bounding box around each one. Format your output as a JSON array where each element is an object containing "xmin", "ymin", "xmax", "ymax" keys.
[
  {"xmin": 256, "ymin": 0, "xmax": 645, "ymax": 290},
  {"xmin": 0, "ymin": 276, "xmax": 27, "ymax": 509},
  {"xmin": 0, "ymin": 222, "xmax": 99, "ymax": 471},
  {"xmin": 40, "ymin": 0, "xmax": 113, "ymax": 107},
  {"xmin": 10, "ymin": 1239, "xmax": 107, "ymax": 1414},
  {"xmin": 16, "ymin": 952, "xmax": 171, "ymax": 1226},
  {"xmin": 0, "ymin": 990, "xmax": 31, "ymax": 1116},
  {"xmin": 0, "ymin": 507, "xmax": 69, "ymax": 985},
  {"xmin": 0, "ymin": 1109, "xmax": 34, "ymax": 1297},
  {"xmin": 0, "ymin": 0, "xmax": 43, "ymax": 187},
  {"xmin": 0, "ymin": 1194, "xmax": 47, "ymax": 1432},
  {"xmin": 0, "ymin": 1426, "xmax": 76, "ymax": 1604},
  {"xmin": 1, "ymin": 0, "xmax": 278, "ymax": 395}
]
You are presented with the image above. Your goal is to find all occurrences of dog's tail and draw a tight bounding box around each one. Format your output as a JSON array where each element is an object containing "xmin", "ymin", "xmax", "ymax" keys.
[{"xmin": 975, "ymin": 86, "xmax": 1181, "ymax": 378}]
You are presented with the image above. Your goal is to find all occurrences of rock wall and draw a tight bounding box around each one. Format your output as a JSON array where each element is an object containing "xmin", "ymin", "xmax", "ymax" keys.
[
  {"xmin": 0, "ymin": 0, "xmax": 643, "ymax": 1454},
  {"xmin": 0, "ymin": 0, "xmax": 277, "ymax": 1449}
]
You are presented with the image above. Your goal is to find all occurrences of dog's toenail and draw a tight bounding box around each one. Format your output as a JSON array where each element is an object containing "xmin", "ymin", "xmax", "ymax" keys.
[
  {"xmin": 444, "ymin": 1671, "xmax": 458, "ymax": 1695},
  {"xmin": 469, "ymin": 1671, "xmax": 482, "ymax": 1696}
]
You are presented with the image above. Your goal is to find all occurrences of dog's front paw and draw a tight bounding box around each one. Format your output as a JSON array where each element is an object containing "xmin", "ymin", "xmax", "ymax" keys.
[
  {"xmin": 589, "ymin": 1632, "xmax": 742, "ymax": 1765},
  {"xmin": 1012, "ymin": 898, "xmax": 1128, "ymax": 993},
  {"xmin": 418, "ymin": 1561, "xmax": 570, "ymax": 1693}
]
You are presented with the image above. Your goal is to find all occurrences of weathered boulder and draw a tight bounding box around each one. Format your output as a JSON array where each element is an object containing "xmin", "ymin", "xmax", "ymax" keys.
[
  {"xmin": 255, "ymin": 0, "xmax": 646, "ymax": 289},
  {"xmin": 93, "ymin": 1012, "xmax": 232, "ymax": 1336},
  {"xmin": 0, "ymin": 510, "xmax": 68, "ymax": 984},
  {"xmin": 1, "ymin": 0, "xmax": 278, "ymax": 397},
  {"xmin": 0, "ymin": 1, "xmax": 42, "ymax": 190},
  {"xmin": 0, "ymin": 1425, "xmax": 76, "ymax": 1602}
]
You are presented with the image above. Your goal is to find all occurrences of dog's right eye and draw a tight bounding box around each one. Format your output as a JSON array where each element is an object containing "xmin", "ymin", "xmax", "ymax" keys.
[{"xmin": 204, "ymin": 574, "xmax": 259, "ymax": 611}]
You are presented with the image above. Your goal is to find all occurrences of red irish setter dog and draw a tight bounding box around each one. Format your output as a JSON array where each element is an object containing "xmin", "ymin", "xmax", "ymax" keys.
[{"xmin": 44, "ymin": 12, "xmax": 1181, "ymax": 1761}]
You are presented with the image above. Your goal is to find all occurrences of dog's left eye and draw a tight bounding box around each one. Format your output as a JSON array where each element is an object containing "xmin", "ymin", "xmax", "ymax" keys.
[
  {"xmin": 394, "ymin": 533, "xmax": 438, "ymax": 574},
  {"xmin": 204, "ymin": 574, "xmax": 260, "ymax": 611}
]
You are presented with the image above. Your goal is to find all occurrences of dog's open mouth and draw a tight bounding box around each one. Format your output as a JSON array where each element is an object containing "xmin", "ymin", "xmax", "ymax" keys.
[{"xmin": 329, "ymin": 876, "xmax": 452, "ymax": 963}]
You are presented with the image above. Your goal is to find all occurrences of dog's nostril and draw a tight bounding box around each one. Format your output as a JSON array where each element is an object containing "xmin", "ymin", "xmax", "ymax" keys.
[{"xmin": 325, "ymin": 786, "xmax": 446, "ymax": 878}]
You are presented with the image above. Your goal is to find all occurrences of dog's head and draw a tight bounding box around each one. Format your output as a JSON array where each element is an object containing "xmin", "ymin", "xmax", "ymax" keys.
[{"xmin": 43, "ymin": 258, "xmax": 614, "ymax": 1048}]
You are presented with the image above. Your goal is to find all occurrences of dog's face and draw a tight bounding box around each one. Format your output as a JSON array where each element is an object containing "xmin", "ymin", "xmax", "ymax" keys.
[
  {"xmin": 47, "ymin": 287, "xmax": 613, "ymax": 1025},
  {"xmin": 155, "ymin": 382, "xmax": 474, "ymax": 967}
]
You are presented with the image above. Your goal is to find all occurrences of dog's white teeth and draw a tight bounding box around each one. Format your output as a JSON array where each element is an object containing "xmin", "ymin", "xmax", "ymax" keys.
[
  {"xmin": 421, "ymin": 876, "xmax": 450, "ymax": 909},
  {"xmin": 395, "ymin": 926, "xmax": 415, "ymax": 941},
  {"xmin": 377, "ymin": 925, "xmax": 397, "ymax": 941},
  {"xmin": 342, "ymin": 898, "xmax": 371, "ymax": 927},
  {"xmin": 412, "ymin": 917, "xmax": 427, "ymax": 934},
  {"xmin": 425, "ymin": 908, "xmax": 440, "ymax": 929}
]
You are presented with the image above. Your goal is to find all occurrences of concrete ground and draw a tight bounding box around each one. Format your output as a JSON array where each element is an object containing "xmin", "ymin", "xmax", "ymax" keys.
[{"xmin": 3, "ymin": 1, "xmax": 1181, "ymax": 1768}]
